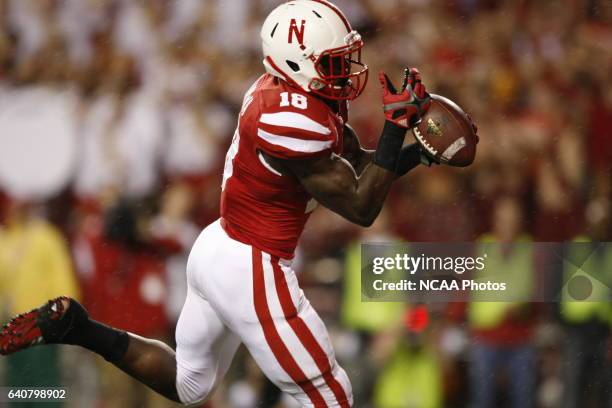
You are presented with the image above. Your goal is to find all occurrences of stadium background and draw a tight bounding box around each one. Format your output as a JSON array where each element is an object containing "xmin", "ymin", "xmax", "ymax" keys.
[{"xmin": 0, "ymin": 0, "xmax": 611, "ymax": 407}]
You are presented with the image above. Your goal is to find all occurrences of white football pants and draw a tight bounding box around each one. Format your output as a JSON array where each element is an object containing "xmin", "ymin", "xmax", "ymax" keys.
[{"xmin": 175, "ymin": 220, "xmax": 352, "ymax": 407}]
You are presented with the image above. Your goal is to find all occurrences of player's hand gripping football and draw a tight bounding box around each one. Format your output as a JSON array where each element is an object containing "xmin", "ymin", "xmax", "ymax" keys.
[{"xmin": 379, "ymin": 67, "xmax": 431, "ymax": 129}]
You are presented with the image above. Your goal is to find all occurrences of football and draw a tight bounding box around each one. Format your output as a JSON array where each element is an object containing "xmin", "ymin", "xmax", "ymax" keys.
[{"xmin": 412, "ymin": 94, "xmax": 478, "ymax": 167}]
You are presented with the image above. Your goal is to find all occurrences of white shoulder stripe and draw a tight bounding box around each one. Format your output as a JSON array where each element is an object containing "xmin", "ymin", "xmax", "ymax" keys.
[
  {"xmin": 257, "ymin": 128, "xmax": 332, "ymax": 153},
  {"xmin": 260, "ymin": 112, "xmax": 331, "ymax": 135}
]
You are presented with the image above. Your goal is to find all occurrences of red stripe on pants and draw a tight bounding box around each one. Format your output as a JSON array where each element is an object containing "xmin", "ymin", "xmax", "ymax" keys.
[
  {"xmin": 271, "ymin": 257, "xmax": 351, "ymax": 408},
  {"xmin": 252, "ymin": 248, "xmax": 327, "ymax": 407}
]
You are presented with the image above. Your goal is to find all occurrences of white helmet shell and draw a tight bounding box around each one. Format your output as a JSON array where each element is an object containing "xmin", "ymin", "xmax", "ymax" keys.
[{"xmin": 261, "ymin": 0, "xmax": 368, "ymax": 100}]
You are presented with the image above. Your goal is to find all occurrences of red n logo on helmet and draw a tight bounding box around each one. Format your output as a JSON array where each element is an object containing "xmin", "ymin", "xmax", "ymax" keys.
[{"xmin": 288, "ymin": 19, "xmax": 305, "ymax": 45}]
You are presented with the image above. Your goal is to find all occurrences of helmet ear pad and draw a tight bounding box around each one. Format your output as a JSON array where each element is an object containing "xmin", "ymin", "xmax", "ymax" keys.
[{"xmin": 286, "ymin": 60, "xmax": 301, "ymax": 73}]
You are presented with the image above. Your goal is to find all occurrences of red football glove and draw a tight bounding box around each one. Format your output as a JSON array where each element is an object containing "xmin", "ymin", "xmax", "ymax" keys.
[{"xmin": 379, "ymin": 67, "xmax": 431, "ymax": 129}]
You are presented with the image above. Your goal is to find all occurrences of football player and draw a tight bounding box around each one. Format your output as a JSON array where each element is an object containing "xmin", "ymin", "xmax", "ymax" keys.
[{"xmin": 0, "ymin": 1, "xmax": 431, "ymax": 406}]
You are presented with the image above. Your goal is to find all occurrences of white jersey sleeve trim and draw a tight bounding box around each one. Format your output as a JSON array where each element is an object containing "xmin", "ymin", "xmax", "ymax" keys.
[
  {"xmin": 257, "ymin": 128, "xmax": 333, "ymax": 153},
  {"xmin": 260, "ymin": 112, "xmax": 331, "ymax": 135},
  {"xmin": 257, "ymin": 151, "xmax": 283, "ymax": 176}
]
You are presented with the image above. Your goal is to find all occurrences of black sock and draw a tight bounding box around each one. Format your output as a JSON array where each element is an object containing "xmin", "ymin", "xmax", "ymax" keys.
[
  {"xmin": 39, "ymin": 300, "xmax": 130, "ymax": 362},
  {"xmin": 69, "ymin": 319, "xmax": 130, "ymax": 362}
]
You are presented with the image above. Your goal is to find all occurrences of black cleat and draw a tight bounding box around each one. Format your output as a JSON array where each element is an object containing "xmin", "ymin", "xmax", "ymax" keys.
[{"xmin": 0, "ymin": 296, "xmax": 84, "ymax": 355}]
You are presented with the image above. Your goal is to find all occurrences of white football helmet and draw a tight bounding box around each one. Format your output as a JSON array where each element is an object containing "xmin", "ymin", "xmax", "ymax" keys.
[{"xmin": 261, "ymin": 0, "xmax": 368, "ymax": 101}]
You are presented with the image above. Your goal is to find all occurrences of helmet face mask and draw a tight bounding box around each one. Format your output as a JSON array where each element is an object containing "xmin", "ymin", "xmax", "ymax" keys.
[
  {"xmin": 261, "ymin": 0, "xmax": 369, "ymax": 102},
  {"xmin": 310, "ymin": 34, "xmax": 368, "ymax": 101}
]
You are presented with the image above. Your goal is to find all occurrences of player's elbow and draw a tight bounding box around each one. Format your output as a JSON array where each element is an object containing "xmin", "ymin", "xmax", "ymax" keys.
[
  {"xmin": 355, "ymin": 216, "xmax": 375, "ymax": 228},
  {"xmin": 351, "ymin": 207, "xmax": 378, "ymax": 227},
  {"xmin": 332, "ymin": 206, "xmax": 376, "ymax": 227}
]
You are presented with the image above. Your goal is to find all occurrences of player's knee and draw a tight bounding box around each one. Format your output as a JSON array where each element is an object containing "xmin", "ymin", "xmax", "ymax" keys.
[{"xmin": 175, "ymin": 365, "xmax": 216, "ymax": 406}]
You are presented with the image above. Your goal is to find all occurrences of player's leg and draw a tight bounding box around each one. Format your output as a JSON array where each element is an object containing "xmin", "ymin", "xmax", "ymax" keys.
[
  {"xmin": 236, "ymin": 249, "xmax": 353, "ymax": 408},
  {"xmin": 184, "ymin": 221, "xmax": 352, "ymax": 407},
  {"xmin": 0, "ymin": 291, "xmax": 241, "ymax": 405},
  {"xmin": 169, "ymin": 220, "xmax": 248, "ymax": 404},
  {"xmin": 0, "ymin": 297, "xmax": 181, "ymax": 402},
  {"xmin": 0, "ymin": 221, "xmax": 242, "ymax": 405},
  {"xmin": 174, "ymin": 286, "xmax": 241, "ymax": 405}
]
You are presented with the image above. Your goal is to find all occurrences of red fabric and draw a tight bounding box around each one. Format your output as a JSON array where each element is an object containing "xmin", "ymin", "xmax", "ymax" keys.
[
  {"xmin": 149, "ymin": 236, "xmax": 184, "ymax": 255},
  {"xmin": 532, "ymin": 206, "xmax": 583, "ymax": 241},
  {"xmin": 432, "ymin": 43, "xmax": 467, "ymax": 69},
  {"xmin": 79, "ymin": 234, "xmax": 168, "ymax": 337},
  {"xmin": 271, "ymin": 257, "xmax": 350, "ymax": 407},
  {"xmin": 221, "ymin": 74, "xmax": 345, "ymax": 259},
  {"xmin": 447, "ymin": 302, "xmax": 536, "ymax": 346},
  {"xmin": 251, "ymin": 248, "xmax": 326, "ymax": 407},
  {"xmin": 472, "ymin": 319, "xmax": 535, "ymax": 346},
  {"xmin": 587, "ymin": 97, "xmax": 612, "ymax": 171},
  {"xmin": 0, "ymin": 190, "xmax": 8, "ymax": 224},
  {"xmin": 404, "ymin": 305, "xmax": 430, "ymax": 333}
]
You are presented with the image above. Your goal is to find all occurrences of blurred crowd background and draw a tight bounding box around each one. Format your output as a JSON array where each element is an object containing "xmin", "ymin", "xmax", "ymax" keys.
[{"xmin": 0, "ymin": 0, "xmax": 611, "ymax": 407}]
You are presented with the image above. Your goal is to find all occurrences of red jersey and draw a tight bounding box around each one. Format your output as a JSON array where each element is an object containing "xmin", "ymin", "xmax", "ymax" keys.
[{"xmin": 220, "ymin": 74, "xmax": 346, "ymax": 259}]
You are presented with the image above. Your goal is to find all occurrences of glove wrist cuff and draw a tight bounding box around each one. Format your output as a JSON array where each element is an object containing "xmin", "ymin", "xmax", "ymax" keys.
[
  {"xmin": 395, "ymin": 143, "xmax": 422, "ymax": 176},
  {"xmin": 373, "ymin": 121, "xmax": 406, "ymax": 172}
]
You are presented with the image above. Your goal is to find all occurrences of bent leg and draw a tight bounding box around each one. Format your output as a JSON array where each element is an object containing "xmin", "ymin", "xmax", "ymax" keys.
[
  {"xmin": 1, "ymin": 222, "xmax": 242, "ymax": 405},
  {"xmin": 1, "ymin": 294, "xmax": 239, "ymax": 405},
  {"xmin": 112, "ymin": 333, "xmax": 180, "ymax": 402},
  {"xmin": 174, "ymin": 288, "xmax": 241, "ymax": 405},
  {"xmin": 234, "ymin": 249, "xmax": 352, "ymax": 407},
  {"xmin": 0, "ymin": 297, "xmax": 182, "ymax": 403}
]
